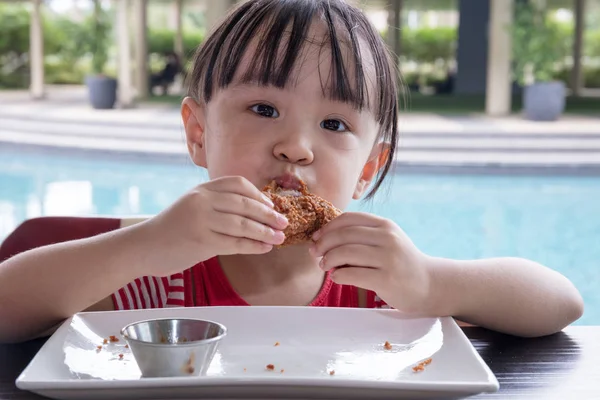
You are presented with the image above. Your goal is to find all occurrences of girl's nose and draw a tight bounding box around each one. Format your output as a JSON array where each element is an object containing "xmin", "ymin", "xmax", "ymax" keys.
[{"xmin": 273, "ymin": 137, "xmax": 314, "ymax": 165}]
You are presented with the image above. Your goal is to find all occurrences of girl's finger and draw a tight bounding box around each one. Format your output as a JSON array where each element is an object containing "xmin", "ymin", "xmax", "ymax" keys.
[
  {"xmin": 320, "ymin": 244, "xmax": 382, "ymax": 272},
  {"xmin": 312, "ymin": 212, "xmax": 384, "ymax": 240},
  {"xmin": 211, "ymin": 212, "xmax": 285, "ymax": 245},
  {"xmin": 214, "ymin": 233, "xmax": 274, "ymax": 255},
  {"xmin": 212, "ymin": 192, "xmax": 288, "ymax": 230},
  {"xmin": 330, "ymin": 265, "xmax": 380, "ymax": 290},
  {"xmin": 208, "ymin": 176, "xmax": 274, "ymax": 208},
  {"xmin": 311, "ymin": 226, "xmax": 386, "ymax": 257}
]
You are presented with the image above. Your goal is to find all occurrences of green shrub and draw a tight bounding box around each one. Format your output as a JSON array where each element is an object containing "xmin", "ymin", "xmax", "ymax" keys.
[
  {"xmin": 401, "ymin": 27, "xmax": 457, "ymax": 64},
  {"xmin": 0, "ymin": 3, "xmax": 106, "ymax": 87},
  {"xmin": 148, "ymin": 29, "xmax": 204, "ymax": 59},
  {"xmin": 0, "ymin": 4, "xmax": 30, "ymax": 57},
  {"xmin": 585, "ymin": 67, "xmax": 600, "ymax": 88},
  {"xmin": 510, "ymin": 2, "xmax": 568, "ymax": 84},
  {"xmin": 552, "ymin": 66, "xmax": 600, "ymax": 88},
  {"xmin": 44, "ymin": 57, "xmax": 87, "ymax": 84},
  {"xmin": 44, "ymin": 17, "xmax": 90, "ymax": 65},
  {"xmin": 400, "ymin": 70, "xmax": 420, "ymax": 87},
  {"xmin": 585, "ymin": 30, "xmax": 600, "ymax": 58},
  {"xmin": 182, "ymin": 31, "xmax": 204, "ymax": 57},
  {"xmin": 552, "ymin": 66, "xmax": 570, "ymax": 83},
  {"xmin": 0, "ymin": 4, "xmax": 30, "ymax": 88},
  {"xmin": 0, "ymin": 71, "xmax": 29, "ymax": 89}
]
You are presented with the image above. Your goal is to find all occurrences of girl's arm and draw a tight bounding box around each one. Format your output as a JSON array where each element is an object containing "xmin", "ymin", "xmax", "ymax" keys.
[
  {"xmin": 0, "ymin": 176, "xmax": 287, "ymax": 344},
  {"xmin": 425, "ymin": 256, "xmax": 584, "ymax": 337},
  {"xmin": 311, "ymin": 213, "xmax": 582, "ymax": 338},
  {"xmin": 0, "ymin": 222, "xmax": 160, "ymax": 344}
]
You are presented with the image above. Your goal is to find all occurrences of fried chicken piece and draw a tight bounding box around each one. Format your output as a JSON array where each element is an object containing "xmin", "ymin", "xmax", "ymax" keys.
[{"xmin": 262, "ymin": 180, "xmax": 342, "ymax": 246}]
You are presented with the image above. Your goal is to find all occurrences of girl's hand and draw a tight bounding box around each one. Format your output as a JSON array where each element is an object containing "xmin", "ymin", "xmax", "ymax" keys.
[
  {"xmin": 144, "ymin": 176, "xmax": 288, "ymax": 276},
  {"xmin": 310, "ymin": 212, "xmax": 432, "ymax": 315}
]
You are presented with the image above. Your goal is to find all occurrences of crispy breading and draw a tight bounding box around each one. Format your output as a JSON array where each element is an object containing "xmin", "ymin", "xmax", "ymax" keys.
[{"xmin": 262, "ymin": 180, "xmax": 342, "ymax": 246}]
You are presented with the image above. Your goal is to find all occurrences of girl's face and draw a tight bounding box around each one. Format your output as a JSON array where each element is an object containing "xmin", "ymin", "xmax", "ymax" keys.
[{"xmin": 182, "ymin": 26, "xmax": 385, "ymax": 210}]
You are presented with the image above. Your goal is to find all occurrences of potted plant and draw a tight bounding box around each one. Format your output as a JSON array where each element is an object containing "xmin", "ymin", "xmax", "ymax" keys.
[
  {"xmin": 84, "ymin": 0, "xmax": 116, "ymax": 109},
  {"xmin": 509, "ymin": 1, "xmax": 566, "ymax": 121}
]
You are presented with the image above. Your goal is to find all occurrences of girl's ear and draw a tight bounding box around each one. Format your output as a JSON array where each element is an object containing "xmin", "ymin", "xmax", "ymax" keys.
[
  {"xmin": 353, "ymin": 142, "xmax": 390, "ymax": 199},
  {"xmin": 181, "ymin": 97, "xmax": 207, "ymax": 168}
]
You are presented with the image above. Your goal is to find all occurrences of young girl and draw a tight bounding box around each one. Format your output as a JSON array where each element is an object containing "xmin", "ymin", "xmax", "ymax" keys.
[{"xmin": 0, "ymin": 0, "xmax": 583, "ymax": 343}]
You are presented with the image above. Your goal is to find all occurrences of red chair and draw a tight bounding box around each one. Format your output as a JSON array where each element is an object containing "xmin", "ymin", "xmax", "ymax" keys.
[{"xmin": 0, "ymin": 216, "xmax": 147, "ymax": 262}]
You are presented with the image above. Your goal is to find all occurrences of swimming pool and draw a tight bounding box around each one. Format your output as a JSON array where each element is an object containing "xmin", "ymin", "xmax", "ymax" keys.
[{"xmin": 1, "ymin": 147, "xmax": 599, "ymax": 325}]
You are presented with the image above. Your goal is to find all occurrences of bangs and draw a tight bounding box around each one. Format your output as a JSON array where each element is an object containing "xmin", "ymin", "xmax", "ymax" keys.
[
  {"xmin": 187, "ymin": 0, "xmax": 399, "ymax": 199},
  {"xmin": 188, "ymin": 0, "xmax": 397, "ymax": 131}
]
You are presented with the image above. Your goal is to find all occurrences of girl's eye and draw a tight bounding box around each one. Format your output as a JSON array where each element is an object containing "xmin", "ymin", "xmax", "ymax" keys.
[
  {"xmin": 320, "ymin": 119, "xmax": 348, "ymax": 132},
  {"xmin": 250, "ymin": 104, "xmax": 279, "ymax": 118}
]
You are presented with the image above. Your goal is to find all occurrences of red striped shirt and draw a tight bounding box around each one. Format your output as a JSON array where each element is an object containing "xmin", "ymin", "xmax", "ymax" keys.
[{"xmin": 113, "ymin": 257, "xmax": 389, "ymax": 310}]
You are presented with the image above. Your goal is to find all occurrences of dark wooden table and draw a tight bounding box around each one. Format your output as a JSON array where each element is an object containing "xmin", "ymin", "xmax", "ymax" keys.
[{"xmin": 1, "ymin": 326, "xmax": 598, "ymax": 399}]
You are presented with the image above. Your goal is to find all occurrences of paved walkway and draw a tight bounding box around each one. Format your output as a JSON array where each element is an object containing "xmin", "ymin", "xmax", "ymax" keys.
[{"xmin": 1, "ymin": 86, "xmax": 599, "ymax": 169}]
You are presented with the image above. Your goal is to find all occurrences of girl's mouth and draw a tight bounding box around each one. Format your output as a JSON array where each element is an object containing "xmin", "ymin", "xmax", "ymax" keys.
[{"xmin": 274, "ymin": 173, "xmax": 303, "ymax": 191}]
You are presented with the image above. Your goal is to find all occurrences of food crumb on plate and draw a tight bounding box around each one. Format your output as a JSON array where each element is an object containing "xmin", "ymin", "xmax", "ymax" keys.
[
  {"xmin": 109, "ymin": 335, "xmax": 119, "ymax": 343},
  {"xmin": 96, "ymin": 345, "xmax": 102, "ymax": 351},
  {"xmin": 412, "ymin": 358, "xmax": 433, "ymax": 372},
  {"xmin": 274, "ymin": 341, "xmax": 280, "ymax": 347},
  {"xmin": 266, "ymin": 364, "xmax": 275, "ymax": 371},
  {"xmin": 280, "ymin": 369, "xmax": 285, "ymax": 373},
  {"xmin": 124, "ymin": 344, "xmax": 129, "ymax": 348},
  {"xmin": 243, "ymin": 368, "xmax": 247, "ymax": 372},
  {"xmin": 383, "ymin": 341, "xmax": 392, "ymax": 350},
  {"xmin": 102, "ymin": 338, "xmax": 108, "ymax": 345},
  {"xmin": 329, "ymin": 370, "xmax": 335, "ymax": 376},
  {"xmin": 118, "ymin": 354, "xmax": 124, "ymax": 360}
]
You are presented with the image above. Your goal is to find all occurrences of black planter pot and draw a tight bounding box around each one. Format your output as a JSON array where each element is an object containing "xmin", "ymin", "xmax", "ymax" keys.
[
  {"xmin": 85, "ymin": 75, "xmax": 117, "ymax": 109},
  {"xmin": 523, "ymin": 81, "xmax": 566, "ymax": 121}
]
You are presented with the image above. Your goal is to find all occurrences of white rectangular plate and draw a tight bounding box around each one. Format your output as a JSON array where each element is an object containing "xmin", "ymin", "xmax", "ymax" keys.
[{"xmin": 17, "ymin": 306, "xmax": 498, "ymax": 399}]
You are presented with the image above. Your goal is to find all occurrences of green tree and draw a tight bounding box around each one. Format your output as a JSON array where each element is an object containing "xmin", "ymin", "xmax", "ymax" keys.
[
  {"xmin": 0, "ymin": 4, "xmax": 30, "ymax": 57},
  {"xmin": 0, "ymin": 4, "xmax": 30, "ymax": 87},
  {"xmin": 585, "ymin": 30, "xmax": 600, "ymax": 58},
  {"xmin": 510, "ymin": 1, "xmax": 566, "ymax": 84},
  {"xmin": 87, "ymin": 0, "xmax": 111, "ymax": 75},
  {"xmin": 44, "ymin": 17, "xmax": 89, "ymax": 65}
]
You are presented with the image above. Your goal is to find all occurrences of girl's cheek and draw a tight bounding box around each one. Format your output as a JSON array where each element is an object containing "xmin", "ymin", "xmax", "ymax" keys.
[
  {"xmin": 222, "ymin": 117, "xmax": 276, "ymax": 143},
  {"xmin": 322, "ymin": 132, "xmax": 361, "ymax": 151}
]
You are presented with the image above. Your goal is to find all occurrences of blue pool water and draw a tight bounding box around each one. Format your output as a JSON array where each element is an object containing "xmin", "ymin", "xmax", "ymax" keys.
[{"xmin": 1, "ymin": 148, "xmax": 599, "ymax": 325}]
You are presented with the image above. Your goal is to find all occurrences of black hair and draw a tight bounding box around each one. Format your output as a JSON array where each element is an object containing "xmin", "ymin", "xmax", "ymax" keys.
[{"xmin": 187, "ymin": 0, "xmax": 399, "ymax": 199}]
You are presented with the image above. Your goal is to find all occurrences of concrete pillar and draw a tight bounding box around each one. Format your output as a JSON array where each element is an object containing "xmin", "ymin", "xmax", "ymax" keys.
[
  {"xmin": 133, "ymin": 0, "xmax": 149, "ymax": 99},
  {"xmin": 485, "ymin": 0, "xmax": 513, "ymax": 116},
  {"xmin": 386, "ymin": 0, "xmax": 402, "ymax": 58},
  {"xmin": 571, "ymin": 0, "xmax": 585, "ymax": 96},
  {"xmin": 116, "ymin": 0, "xmax": 134, "ymax": 108},
  {"xmin": 455, "ymin": 0, "xmax": 490, "ymax": 94},
  {"xmin": 29, "ymin": 0, "xmax": 45, "ymax": 100},
  {"xmin": 174, "ymin": 0, "xmax": 184, "ymax": 61},
  {"xmin": 386, "ymin": 0, "xmax": 402, "ymax": 87}
]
